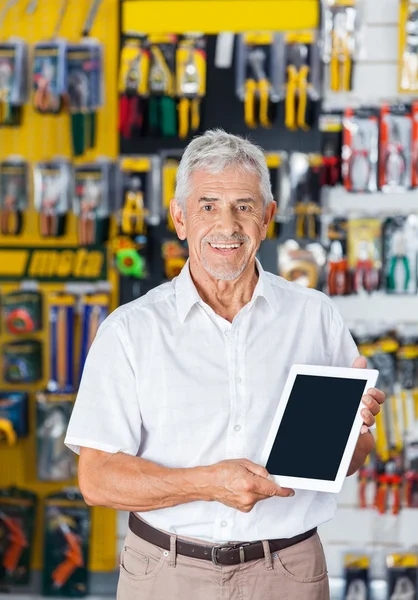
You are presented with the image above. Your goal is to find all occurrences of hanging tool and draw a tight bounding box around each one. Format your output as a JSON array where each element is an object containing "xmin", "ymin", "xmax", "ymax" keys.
[
  {"xmin": 0, "ymin": 59, "xmax": 12, "ymax": 124},
  {"xmin": 384, "ymin": 122, "xmax": 408, "ymax": 188},
  {"xmin": 390, "ymin": 576, "xmax": 416, "ymax": 600},
  {"xmin": 0, "ymin": 179, "xmax": 19, "ymax": 235},
  {"xmin": 51, "ymin": 518, "xmax": 84, "ymax": 589},
  {"xmin": 0, "ymin": 418, "xmax": 16, "ymax": 445},
  {"xmin": 348, "ymin": 129, "xmax": 372, "ymax": 192},
  {"xmin": 78, "ymin": 179, "xmax": 100, "ymax": 246},
  {"xmin": 37, "ymin": 399, "xmax": 74, "ymax": 481},
  {"xmin": 0, "ymin": 511, "xmax": 28, "ymax": 574},
  {"xmin": 345, "ymin": 579, "xmax": 368, "ymax": 600},
  {"xmin": 178, "ymin": 47, "xmax": 201, "ymax": 139},
  {"xmin": 353, "ymin": 240, "xmax": 379, "ymax": 293},
  {"xmin": 40, "ymin": 177, "xmax": 60, "ymax": 237},
  {"xmin": 119, "ymin": 51, "xmax": 143, "ymax": 139},
  {"xmin": 401, "ymin": 8, "xmax": 418, "ymax": 92},
  {"xmin": 330, "ymin": 10, "xmax": 354, "ymax": 92},
  {"xmin": 285, "ymin": 43, "xmax": 310, "ymax": 131},
  {"xmin": 328, "ymin": 240, "xmax": 350, "ymax": 296},
  {"xmin": 81, "ymin": 0, "xmax": 103, "ymax": 38},
  {"xmin": 148, "ymin": 44, "xmax": 176, "ymax": 137},
  {"xmin": 121, "ymin": 176, "xmax": 146, "ymax": 236},
  {"xmin": 388, "ymin": 230, "xmax": 410, "ymax": 292},
  {"xmin": 244, "ymin": 48, "xmax": 271, "ymax": 129}
]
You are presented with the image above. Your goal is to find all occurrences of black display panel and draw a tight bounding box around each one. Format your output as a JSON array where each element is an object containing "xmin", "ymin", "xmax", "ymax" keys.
[{"xmin": 266, "ymin": 375, "xmax": 367, "ymax": 481}]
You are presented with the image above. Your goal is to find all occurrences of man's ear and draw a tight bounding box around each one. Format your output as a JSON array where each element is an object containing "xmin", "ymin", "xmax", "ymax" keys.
[
  {"xmin": 261, "ymin": 201, "xmax": 277, "ymax": 240},
  {"xmin": 170, "ymin": 199, "xmax": 187, "ymax": 240}
]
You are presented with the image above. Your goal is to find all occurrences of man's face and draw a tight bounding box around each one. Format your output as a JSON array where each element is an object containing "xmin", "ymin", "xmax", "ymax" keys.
[{"xmin": 171, "ymin": 168, "xmax": 276, "ymax": 281}]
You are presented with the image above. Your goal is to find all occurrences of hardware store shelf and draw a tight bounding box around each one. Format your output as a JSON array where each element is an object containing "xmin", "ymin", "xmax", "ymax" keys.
[
  {"xmin": 323, "ymin": 187, "xmax": 418, "ymax": 217},
  {"xmin": 333, "ymin": 293, "xmax": 418, "ymax": 324}
]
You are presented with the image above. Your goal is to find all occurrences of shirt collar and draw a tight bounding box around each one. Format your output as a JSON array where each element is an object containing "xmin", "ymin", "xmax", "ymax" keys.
[{"xmin": 175, "ymin": 258, "xmax": 277, "ymax": 323}]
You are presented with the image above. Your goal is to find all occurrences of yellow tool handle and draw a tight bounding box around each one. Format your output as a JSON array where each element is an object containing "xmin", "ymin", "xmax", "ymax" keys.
[
  {"xmin": 244, "ymin": 79, "xmax": 257, "ymax": 129},
  {"xmin": 57, "ymin": 307, "xmax": 67, "ymax": 389},
  {"xmin": 413, "ymin": 389, "xmax": 418, "ymax": 420},
  {"xmin": 375, "ymin": 409, "xmax": 389, "ymax": 463},
  {"xmin": 285, "ymin": 66, "xmax": 298, "ymax": 130},
  {"xmin": 178, "ymin": 97, "xmax": 190, "ymax": 139},
  {"xmin": 297, "ymin": 65, "xmax": 310, "ymax": 130},
  {"xmin": 390, "ymin": 394, "xmax": 403, "ymax": 454},
  {"xmin": 0, "ymin": 420, "xmax": 17, "ymax": 446},
  {"xmin": 342, "ymin": 51, "xmax": 352, "ymax": 92},
  {"xmin": 191, "ymin": 97, "xmax": 201, "ymax": 131},
  {"xmin": 258, "ymin": 78, "xmax": 271, "ymax": 129}
]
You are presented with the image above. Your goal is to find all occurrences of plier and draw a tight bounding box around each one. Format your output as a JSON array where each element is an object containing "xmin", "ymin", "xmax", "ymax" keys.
[
  {"xmin": 0, "ymin": 511, "xmax": 28, "ymax": 574},
  {"xmin": 285, "ymin": 44, "xmax": 310, "ymax": 131},
  {"xmin": 330, "ymin": 11, "xmax": 353, "ymax": 93},
  {"xmin": 121, "ymin": 177, "xmax": 146, "ymax": 236},
  {"xmin": 322, "ymin": 142, "xmax": 341, "ymax": 187},
  {"xmin": 78, "ymin": 180, "xmax": 100, "ymax": 246},
  {"xmin": 148, "ymin": 46, "xmax": 176, "ymax": 137},
  {"xmin": 244, "ymin": 48, "xmax": 271, "ymax": 129},
  {"xmin": 0, "ymin": 179, "xmax": 20, "ymax": 235},
  {"xmin": 51, "ymin": 520, "xmax": 84, "ymax": 589},
  {"xmin": 348, "ymin": 129, "xmax": 372, "ymax": 192},
  {"xmin": 178, "ymin": 48, "xmax": 201, "ymax": 139},
  {"xmin": 119, "ymin": 54, "xmax": 144, "ymax": 140},
  {"xmin": 405, "ymin": 471, "xmax": 418, "ymax": 508},
  {"xmin": 40, "ymin": 177, "xmax": 60, "ymax": 238},
  {"xmin": 327, "ymin": 240, "xmax": 350, "ymax": 296},
  {"xmin": 353, "ymin": 240, "xmax": 379, "ymax": 294},
  {"xmin": 384, "ymin": 122, "xmax": 407, "ymax": 188},
  {"xmin": 388, "ymin": 230, "xmax": 410, "ymax": 292}
]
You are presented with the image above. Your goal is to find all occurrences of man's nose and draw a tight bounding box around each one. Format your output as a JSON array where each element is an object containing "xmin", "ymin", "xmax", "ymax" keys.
[{"xmin": 218, "ymin": 208, "xmax": 239, "ymax": 236}]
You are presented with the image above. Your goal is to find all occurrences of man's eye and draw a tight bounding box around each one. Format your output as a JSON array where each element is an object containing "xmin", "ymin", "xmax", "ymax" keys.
[
  {"xmin": 237, "ymin": 205, "xmax": 249, "ymax": 211},
  {"xmin": 203, "ymin": 205, "xmax": 213, "ymax": 211}
]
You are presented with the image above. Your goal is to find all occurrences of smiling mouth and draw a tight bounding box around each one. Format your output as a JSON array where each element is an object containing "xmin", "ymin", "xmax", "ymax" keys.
[{"xmin": 208, "ymin": 242, "xmax": 243, "ymax": 254}]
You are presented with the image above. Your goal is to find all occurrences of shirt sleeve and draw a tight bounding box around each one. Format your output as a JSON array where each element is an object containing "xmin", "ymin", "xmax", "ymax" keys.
[
  {"xmin": 328, "ymin": 304, "xmax": 359, "ymax": 368},
  {"xmin": 65, "ymin": 318, "xmax": 141, "ymax": 456}
]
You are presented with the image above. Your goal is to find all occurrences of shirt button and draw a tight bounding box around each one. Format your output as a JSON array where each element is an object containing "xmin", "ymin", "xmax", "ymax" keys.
[
  {"xmin": 220, "ymin": 521, "xmax": 228, "ymax": 528},
  {"xmin": 234, "ymin": 425, "xmax": 242, "ymax": 432}
]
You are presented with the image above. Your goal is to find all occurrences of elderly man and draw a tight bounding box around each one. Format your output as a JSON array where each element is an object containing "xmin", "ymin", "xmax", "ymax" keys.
[{"xmin": 65, "ymin": 130, "xmax": 385, "ymax": 600}]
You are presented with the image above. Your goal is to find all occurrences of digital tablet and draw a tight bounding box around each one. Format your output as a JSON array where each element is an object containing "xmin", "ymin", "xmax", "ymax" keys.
[{"xmin": 259, "ymin": 364, "xmax": 379, "ymax": 493}]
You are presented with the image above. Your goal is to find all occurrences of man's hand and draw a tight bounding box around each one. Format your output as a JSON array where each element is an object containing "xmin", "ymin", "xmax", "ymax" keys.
[
  {"xmin": 347, "ymin": 356, "xmax": 386, "ymax": 476},
  {"xmin": 209, "ymin": 459, "xmax": 294, "ymax": 513},
  {"xmin": 353, "ymin": 355, "xmax": 386, "ymax": 434}
]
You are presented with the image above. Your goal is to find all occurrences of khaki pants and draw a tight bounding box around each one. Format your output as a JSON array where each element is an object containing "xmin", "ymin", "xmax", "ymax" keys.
[{"xmin": 117, "ymin": 527, "xmax": 330, "ymax": 600}]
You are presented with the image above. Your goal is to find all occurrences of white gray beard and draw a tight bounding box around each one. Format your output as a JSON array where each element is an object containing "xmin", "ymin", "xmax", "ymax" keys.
[{"xmin": 202, "ymin": 256, "xmax": 248, "ymax": 281}]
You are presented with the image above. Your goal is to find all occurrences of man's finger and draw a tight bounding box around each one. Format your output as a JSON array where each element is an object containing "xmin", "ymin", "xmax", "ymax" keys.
[
  {"xmin": 254, "ymin": 475, "xmax": 294, "ymax": 498},
  {"xmin": 243, "ymin": 460, "xmax": 270, "ymax": 479},
  {"xmin": 361, "ymin": 408, "xmax": 375, "ymax": 427},
  {"xmin": 352, "ymin": 356, "xmax": 367, "ymax": 369},
  {"xmin": 367, "ymin": 388, "xmax": 386, "ymax": 404},
  {"xmin": 362, "ymin": 395, "xmax": 380, "ymax": 417}
]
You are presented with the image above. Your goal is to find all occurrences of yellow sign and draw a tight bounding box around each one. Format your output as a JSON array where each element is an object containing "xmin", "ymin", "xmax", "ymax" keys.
[{"xmin": 0, "ymin": 247, "xmax": 107, "ymax": 281}]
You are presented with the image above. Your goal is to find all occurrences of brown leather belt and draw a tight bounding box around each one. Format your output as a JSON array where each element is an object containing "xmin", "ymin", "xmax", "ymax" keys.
[{"xmin": 129, "ymin": 513, "xmax": 317, "ymax": 567}]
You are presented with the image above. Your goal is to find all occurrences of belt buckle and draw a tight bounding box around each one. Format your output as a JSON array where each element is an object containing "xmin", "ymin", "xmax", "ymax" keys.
[{"xmin": 211, "ymin": 543, "xmax": 249, "ymax": 566}]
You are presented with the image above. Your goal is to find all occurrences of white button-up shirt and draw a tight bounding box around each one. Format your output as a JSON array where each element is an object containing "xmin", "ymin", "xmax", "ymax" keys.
[{"xmin": 65, "ymin": 259, "xmax": 358, "ymax": 543}]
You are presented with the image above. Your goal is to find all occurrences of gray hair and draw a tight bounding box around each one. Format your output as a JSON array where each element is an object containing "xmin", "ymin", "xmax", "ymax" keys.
[{"xmin": 175, "ymin": 129, "xmax": 273, "ymax": 213}]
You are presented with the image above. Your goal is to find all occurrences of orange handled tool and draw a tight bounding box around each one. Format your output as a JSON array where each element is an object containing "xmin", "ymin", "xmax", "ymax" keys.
[
  {"xmin": 0, "ymin": 513, "xmax": 28, "ymax": 574},
  {"xmin": 51, "ymin": 523, "xmax": 84, "ymax": 589}
]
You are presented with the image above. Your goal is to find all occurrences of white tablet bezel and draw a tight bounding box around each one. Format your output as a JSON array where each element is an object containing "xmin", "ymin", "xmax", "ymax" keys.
[{"xmin": 259, "ymin": 364, "xmax": 379, "ymax": 494}]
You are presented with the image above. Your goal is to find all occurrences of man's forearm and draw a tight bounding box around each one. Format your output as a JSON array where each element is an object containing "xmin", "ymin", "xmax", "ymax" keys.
[
  {"xmin": 347, "ymin": 432, "xmax": 375, "ymax": 477},
  {"xmin": 79, "ymin": 450, "xmax": 214, "ymax": 512}
]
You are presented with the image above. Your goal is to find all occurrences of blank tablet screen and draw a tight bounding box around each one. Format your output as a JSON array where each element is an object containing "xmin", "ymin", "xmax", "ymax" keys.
[{"xmin": 265, "ymin": 375, "xmax": 367, "ymax": 481}]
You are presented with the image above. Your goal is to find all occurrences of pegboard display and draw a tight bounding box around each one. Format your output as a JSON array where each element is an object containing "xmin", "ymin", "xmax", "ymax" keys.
[{"xmin": 0, "ymin": 0, "xmax": 120, "ymax": 583}]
